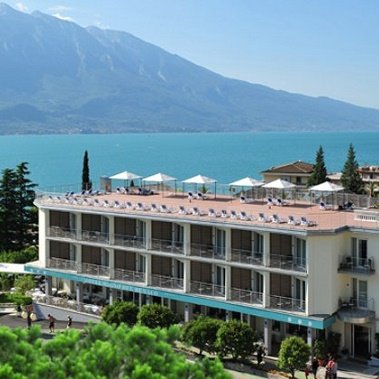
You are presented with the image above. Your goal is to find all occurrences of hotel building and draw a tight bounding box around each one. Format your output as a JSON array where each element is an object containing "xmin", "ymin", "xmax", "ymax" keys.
[{"xmin": 26, "ymin": 182, "xmax": 379, "ymax": 357}]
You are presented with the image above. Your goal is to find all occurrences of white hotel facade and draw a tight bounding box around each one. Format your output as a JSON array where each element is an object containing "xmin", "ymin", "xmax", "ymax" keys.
[{"xmin": 26, "ymin": 184, "xmax": 379, "ymax": 357}]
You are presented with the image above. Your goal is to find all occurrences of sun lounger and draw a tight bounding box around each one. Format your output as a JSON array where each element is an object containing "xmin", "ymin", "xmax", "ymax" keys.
[
  {"xmin": 240, "ymin": 196, "xmax": 246, "ymax": 203},
  {"xmin": 192, "ymin": 207, "xmax": 203, "ymax": 216},
  {"xmin": 271, "ymin": 214, "xmax": 285, "ymax": 223},
  {"xmin": 239, "ymin": 211, "xmax": 250, "ymax": 221},
  {"xmin": 258, "ymin": 213, "xmax": 269, "ymax": 222},
  {"xmin": 300, "ymin": 217, "xmax": 317, "ymax": 227},
  {"xmin": 267, "ymin": 198, "xmax": 274, "ymax": 207},
  {"xmin": 179, "ymin": 206, "xmax": 188, "ymax": 215},
  {"xmin": 151, "ymin": 204, "xmax": 159, "ymax": 212},
  {"xmin": 221, "ymin": 210, "xmax": 228, "ymax": 218},
  {"xmin": 196, "ymin": 192, "xmax": 206, "ymax": 200},
  {"xmin": 287, "ymin": 215, "xmax": 299, "ymax": 225},
  {"xmin": 230, "ymin": 210, "xmax": 238, "ymax": 219},
  {"xmin": 126, "ymin": 202, "xmax": 134, "ymax": 209},
  {"xmin": 208, "ymin": 208, "xmax": 219, "ymax": 217},
  {"xmin": 160, "ymin": 204, "xmax": 171, "ymax": 213}
]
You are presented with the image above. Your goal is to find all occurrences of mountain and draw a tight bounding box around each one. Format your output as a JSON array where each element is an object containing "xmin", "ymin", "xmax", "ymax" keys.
[{"xmin": 0, "ymin": 3, "xmax": 379, "ymax": 134}]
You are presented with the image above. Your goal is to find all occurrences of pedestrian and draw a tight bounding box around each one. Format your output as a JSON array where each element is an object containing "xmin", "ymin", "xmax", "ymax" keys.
[
  {"xmin": 256, "ymin": 345, "xmax": 265, "ymax": 366},
  {"xmin": 311, "ymin": 357, "xmax": 319, "ymax": 379},
  {"xmin": 26, "ymin": 312, "xmax": 32, "ymax": 329},
  {"xmin": 67, "ymin": 315, "xmax": 72, "ymax": 328},
  {"xmin": 48, "ymin": 314, "xmax": 55, "ymax": 333},
  {"xmin": 326, "ymin": 356, "xmax": 337, "ymax": 379}
]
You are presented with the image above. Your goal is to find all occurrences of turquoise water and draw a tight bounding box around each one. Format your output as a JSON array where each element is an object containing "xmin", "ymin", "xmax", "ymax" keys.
[{"xmin": 0, "ymin": 132, "xmax": 378, "ymax": 188}]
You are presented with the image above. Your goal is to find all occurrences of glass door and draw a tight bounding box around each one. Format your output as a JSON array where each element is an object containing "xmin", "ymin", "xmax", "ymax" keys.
[
  {"xmin": 215, "ymin": 266, "xmax": 225, "ymax": 295},
  {"xmin": 353, "ymin": 279, "xmax": 368, "ymax": 308},
  {"xmin": 215, "ymin": 229, "xmax": 226, "ymax": 258}
]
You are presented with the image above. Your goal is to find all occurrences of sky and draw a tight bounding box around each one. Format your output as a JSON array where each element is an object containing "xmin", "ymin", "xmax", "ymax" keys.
[{"xmin": 6, "ymin": 0, "xmax": 379, "ymax": 109}]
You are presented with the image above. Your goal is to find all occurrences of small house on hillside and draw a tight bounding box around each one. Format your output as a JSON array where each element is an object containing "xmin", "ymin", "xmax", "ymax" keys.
[{"xmin": 261, "ymin": 161, "xmax": 314, "ymax": 187}]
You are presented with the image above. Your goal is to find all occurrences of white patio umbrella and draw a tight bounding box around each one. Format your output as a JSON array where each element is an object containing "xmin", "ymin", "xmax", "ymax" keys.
[
  {"xmin": 109, "ymin": 171, "xmax": 142, "ymax": 188},
  {"xmin": 142, "ymin": 173, "xmax": 177, "ymax": 196},
  {"xmin": 262, "ymin": 178, "xmax": 297, "ymax": 189},
  {"xmin": 229, "ymin": 177, "xmax": 264, "ymax": 187},
  {"xmin": 182, "ymin": 174, "xmax": 217, "ymax": 197},
  {"xmin": 309, "ymin": 181, "xmax": 344, "ymax": 192}
]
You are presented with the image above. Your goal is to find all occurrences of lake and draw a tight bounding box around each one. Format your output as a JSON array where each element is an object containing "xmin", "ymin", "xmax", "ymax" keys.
[{"xmin": 0, "ymin": 132, "xmax": 378, "ymax": 189}]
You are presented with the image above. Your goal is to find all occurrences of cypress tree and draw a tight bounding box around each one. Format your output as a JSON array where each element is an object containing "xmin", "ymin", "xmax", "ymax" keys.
[
  {"xmin": 82, "ymin": 150, "xmax": 92, "ymax": 191},
  {"xmin": 341, "ymin": 143, "xmax": 364, "ymax": 194},
  {"xmin": 308, "ymin": 145, "xmax": 327, "ymax": 186}
]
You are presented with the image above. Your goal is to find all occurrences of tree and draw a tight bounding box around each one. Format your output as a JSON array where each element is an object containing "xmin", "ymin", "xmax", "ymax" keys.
[
  {"xmin": 182, "ymin": 316, "xmax": 222, "ymax": 355},
  {"xmin": 308, "ymin": 146, "xmax": 327, "ymax": 186},
  {"xmin": 0, "ymin": 323, "xmax": 231, "ymax": 378},
  {"xmin": 215, "ymin": 320, "xmax": 256, "ymax": 360},
  {"xmin": 0, "ymin": 163, "xmax": 37, "ymax": 251},
  {"xmin": 278, "ymin": 336, "xmax": 310, "ymax": 379},
  {"xmin": 137, "ymin": 303, "xmax": 178, "ymax": 329},
  {"xmin": 340, "ymin": 144, "xmax": 364, "ymax": 194},
  {"xmin": 101, "ymin": 301, "xmax": 139, "ymax": 326},
  {"xmin": 14, "ymin": 274, "xmax": 36, "ymax": 295},
  {"xmin": 81, "ymin": 150, "xmax": 92, "ymax": 191}
]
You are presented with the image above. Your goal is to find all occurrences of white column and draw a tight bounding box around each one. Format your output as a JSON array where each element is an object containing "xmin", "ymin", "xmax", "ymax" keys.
[
  {"xmin": 184, "ymin": 303, "xmax": 193, "ymax": 322},
  {"xmin": 45, "ymin": 276, "xmax": 53, "ymax": 296},
  {"xmin": 38, "ymin": 208, "xmax": 49, "ymax": 267},
  {"xmin": 183, "ymin": 224, "xmax": 191, "ymax": 256},
  {"xmin": 263, "ymin": 271, "xmax": 270, "ymax": 307},
  {"xmin": 76, "ymin": 212, "xmax": 82, "ymax": 240},
  {"xmin": 263, "ymin": 232, "xmax": 270, "ymax": 267},
  {"xmin": 145, "ymin": 254, "xmax": 152, "ymax": 286},
  {"xmin": 108, "ymin": 248, "xmax": 115, "ymax": 279},
  {"xmin": 145, "ymin": 220, "xmax": 152, "ymax": 249},
  {"xmin": 108, "ymin": 215, "xmax": 115, "ymax": 244},
  {"xmin": 76, "ymin": 244, "xmax": 82, "ymax": 273},
  {"xmin": 109, "ymin": 288, "xmax": 117, "ymax": 305},
  {"xmin": 184, "ymin": 259, "xmax": 191, "ymax": 293},
  {"xmin": 76, "ymin": 282, "xmax": 83, "ymax": 312},
  {"xmin": 226, "ymin": 311, "xmax": 232, "ymax": 321},
  {"xmin": 307, "ymin": 327, "xmax": 313, "ymax": 347},
  {"xmin": 264, "ymin": 319, "xmax": 272, "ymax": 355},
  {"xmin": 225, "ymin": 265, "xmax": 231, "ymax": 300},
  {"xmin": 225, "ymin": 228, "xmax": 231, "ymax": 262}
]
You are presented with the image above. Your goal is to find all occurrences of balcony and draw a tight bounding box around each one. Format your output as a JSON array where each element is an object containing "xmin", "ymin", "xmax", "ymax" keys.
[
  {"xmin": 48, "ymin": 257, "xmax": 77, "ymax": 271},
  {"xmin": 80, "ymin": 262, "xmax": 110, "ymax": 277},
  {"xmin": 48, "ymin": 226, "xmax": 76, "ymax": 239},
  {"xmin": 190, "ymin": 243, "xmax": 226, "ymax": 260},
  {"xmin": 151, "ymin": 238, "xmax": 184, "ymax": 255},
  {"xmin": 338, "ymin": 297, "xmax": 375, "ymax": 324},
  {"xmin": 269, "ymin": 254, "xmax": 306, "ymax": 272},
  {"xmin": 231, "ymin": 248, "xmax": 263, "ymax": 265},
  {"xmin": 151, "ymin": 274, "xmax": 184, "ymax": 290},
  {"xmin": 338, "ymin": 256, "xmax": 375, "ymax": 275},
  {"xmin": 268, "ymin": 294, "xmax": 305, "ymax": 312},
  {"xmin": 113, "ymin": 268, "xmax": 145, "ymax": 283},
  {"xmin": 190, "ymin": 281, "xmax": 225, "ymax": 298},
  {"xmin": 230, "ymin": 288, "xmax": 263, "ymax": 305},
  {"xmin": 114, "ymin": 234, "xmax": 146, "ymax": 249},
  {"xmin": 81, "ymin": 230, "xmax": 109, "ymax": 244}
]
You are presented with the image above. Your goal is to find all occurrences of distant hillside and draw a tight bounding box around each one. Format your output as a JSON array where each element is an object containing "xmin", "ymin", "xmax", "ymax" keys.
[{"xmin": 0, "ymin": 3, "xmax": 379, "ymax": 134}]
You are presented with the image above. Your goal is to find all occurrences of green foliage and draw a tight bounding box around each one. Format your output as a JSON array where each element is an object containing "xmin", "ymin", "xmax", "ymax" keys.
[
  {"xmin": 101, "ymin": 301, "xmax": 139, "ymax": 326},
  {"xmin": 81, "ymin": 150, "xmax": 92, "ymax": 191},
  {"xmin": 0, "ymin": 246, "xmax": 38, "ymax": 263},
  {"xmin": 278, "ymin": 336, "xmax": 310, "ymax": 379},
  {"xmin": 137, "ymin": 303, "xmax": 178, "ymax": 329},
  {"xmin": 308, "ymin": 145, "xmax": 327, "ymax": 186},
  {"xmin": 14, "ymin": 275, "xmax": 36, "ymax": 295},
  {"xmin": 182, "ymin": 316, "xmax": 222, "ymax": 355},
  {"xmin": 0, "ymin": 162, "xmax": 37, "ymax": 251},
  {"xmin": 0, "ymin": 323, "xmax": 231, "ymax": 378},
  {"xmin": 216, "ymin": 320, "xmax": 256, "ymax": 360},
  {"xmin": 0, "ymin": 292, "xmax": 32, "ymax": 305},
  {"xmin": 313, "ymin": 339, "xmax": 327, "ymax": 360},
  {"xmin": 341, "ymin": 143, "xmax": 364, "ymax": 194}
]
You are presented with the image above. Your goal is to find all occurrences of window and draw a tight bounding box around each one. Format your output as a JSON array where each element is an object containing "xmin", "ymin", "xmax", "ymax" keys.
[
  {"xmin": 215, "ymin": 265, "xmax": 225, "ymax": 295},
  {"xmin": 215, "ymin": 229, "xmax": 226, "ymax": 257},
  {"xmin": 254, "ymin": 232, "xmax": 263, "ymax": 257},
  {"xmin": 295, "ymin": 278, "xmax": 306, "ymax": 310},
  {"xmin": 295, "ymin": 238, "xmax": 306, "ymax": 268},
  {"xmin": 353, "ymin": 279, "xmax": 368, "ymax": 308},
  {"xmin": 352, "ymin": 238, "xmax": 368, "ymax": 266}
]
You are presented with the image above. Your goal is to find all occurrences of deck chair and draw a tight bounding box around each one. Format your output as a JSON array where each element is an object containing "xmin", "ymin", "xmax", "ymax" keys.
[
  {"xmin": 179, "ymin": 206, "xmax": 188, "ymax": 215},
  {"xmin": 239, "ymin": 211, "xmax": 250, "ymax": 221},
  {"xmin": 151, "ymin": 203, "xmax": 159, "ymax": 212},
  {"xmin": 192, "ymin": 207, "xmax": 202, "ymax": 216},
  {"xmin": 126, "ymin": 201, "xmax": 134, "ymax": 209},
  {"xmin": 230, "ymin": 210, "xmax": 238, "ymax": 219},
  {"xmin": 208, "ymin": 208, "xmax": 218, "ymax": 217},
  {"xmin": 160, "ymin": 204, "xmax": 171, "ymax": 213},
  {"xmin": 240, "ymin": 196, "xmax": 246, "ymax": 203},
  {"xmin": 221, "ymin": 210, "xmax": 228, "ymax": 218},
  {"xmin": 258, "ymin": 213, "xmax": 269, "ymax": 222},
  {"xmin": 287, "ymin": 215, "xmax": 299, "ymax": 225}
]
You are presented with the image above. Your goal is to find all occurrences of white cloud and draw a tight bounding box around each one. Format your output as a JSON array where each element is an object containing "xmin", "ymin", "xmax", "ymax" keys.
[
  {"xmin": 49, "ymin": 5, "xmax": 73, "ymax": 13},
  {"xmin": 15, "ymin": 2, "xmax": 28, "ymax": 12},
  {"xmin": 53, "ymin": 13, "xmax": 74, "ymax": 22}
]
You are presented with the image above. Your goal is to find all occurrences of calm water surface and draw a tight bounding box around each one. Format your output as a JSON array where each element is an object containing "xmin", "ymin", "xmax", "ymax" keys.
[{"xmin": 0, "ymin": 132, "xmax": 378, "ymax": 189}]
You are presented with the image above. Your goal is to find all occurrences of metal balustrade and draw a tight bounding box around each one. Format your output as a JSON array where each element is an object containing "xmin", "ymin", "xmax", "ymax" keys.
[
  {"xmin": 268, "ymin": 294, "xmax": 305, "ymax": 312},
  {"xmin": 190, "ymin": 281, "xmax": 225, "ymax": 297},
  {"xmin": 190, "ymin": 243, "xmax": 226, "ymax": 260},
  {"xmin": 231, "ymin": 249, "xmax": 263, "ymax": 265},
  {"xmin": 80, "ymin": 262, "xmax": 110, "ymax": 277},
  {"xmin": 48, "ymin": 226, "xmax": 77, "ymax": 239},
  {"xmin": 230, "ymin": 288, "xmax": 263, "ymax": 305},
  {"xmin": 269, "ymin": 253, "xmax": 306, "ymax": 272},
  {"xmin": 48, "ymin": 257, "xmax": 78, "ymax": 271},
  {"xmin": 151, "ymin": 239, "xmax": 184, "ymax": 254},
  {"xmin": 113, "ymin": 268, "xmax": 145, "ymax": 283},
  {"xmin": 338, "ymin": 255, "xmax": 375, "ymax": 274},
  {"xmin": 151, "ymin": 274, "xmax": 184, "ymax": 289},
  {"xmin": 81, "ymin": 230, "xmax": 109, "ymax": 243},
  {"xmin": 114, "ymin": 234, "xmax": 146, "ymax": 249}
]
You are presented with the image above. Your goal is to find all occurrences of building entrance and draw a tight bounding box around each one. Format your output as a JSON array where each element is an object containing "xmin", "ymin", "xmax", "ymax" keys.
[{"xmin": 353, "ymin": 325, "xmax": 370, "ymax": 358}]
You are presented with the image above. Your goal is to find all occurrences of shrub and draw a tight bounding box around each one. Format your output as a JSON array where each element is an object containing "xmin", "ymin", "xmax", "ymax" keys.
[
  {"xmin": 182, "ymin": 316, "xmax": 223, "ymax": 355},
  {"xmin": 101, "ymin": 301, "xmax": 138, "ymax": 326},
  {"xmin": 137, "ymin": 303, "xmax": 178, "ymax": 329},
  {"xmin": 278, "ymin": 336, "xmax": 310, "ymax": 379},
  {"xmin": 216, "ymin": 320, "xmax": 256, "ymax": 360}
]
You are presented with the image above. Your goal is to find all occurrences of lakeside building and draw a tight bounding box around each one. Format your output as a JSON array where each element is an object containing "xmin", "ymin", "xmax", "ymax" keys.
[{"xmin": 26, "ymin": 178, "xmax": 379, "ymax": 357}]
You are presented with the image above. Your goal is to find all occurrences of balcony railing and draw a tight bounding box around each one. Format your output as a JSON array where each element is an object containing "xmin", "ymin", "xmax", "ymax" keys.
[
  {"xmin": 80, "ymin": 262, "xmax": 110, "ymax": 277},
  {"xmin": 231, "ymin": 249, "xmax": 263, "ymax": 265},
  {"xmin": 113, "ymin": 268, "xmax": 145, "ymax": 283},
  {"xmin": 48, "ymin": 257, "xmax": 77, "ymax": 271},
  {"xmin": 230, "ymin": 288, "xmax": 263, "ymax": 305},
  {"xmin": 268, "ymin": 294, "xmax": 305, "ymax": 312},
  {"xmin": 114, "ymin": 234, "xmax": 146, "ymax": 249},
  {"xmin": 269, "ymin": 254, "xmax": 306, "ymax": 272},
  {"xmin": 339, "ymin": 297, "xmax": 375, "ymax": 311},
  {"xmin": 48, "ymin": 226, "xmax": 76, "ymax": 239},
  {"xmin": 338, "ymin": 255, "xmax": 375, "ymax": 274},
  {"xmin": 190, "ymin": 243, "xmax": 226, "ymax": 260},
  {"xmin": 81, "ymin": 230, "xmax": 109, "ymax": 243},
  {"xmin": 151, "ymin": 274, "xmax": 184, "ymax": 290},
  {"xmin": 190, "ymin": 281, "xmax": 225, "ymax": 297},
  {"xmin": 151, "ymin": 239, "xmax": 184, "ymax": 254}
]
